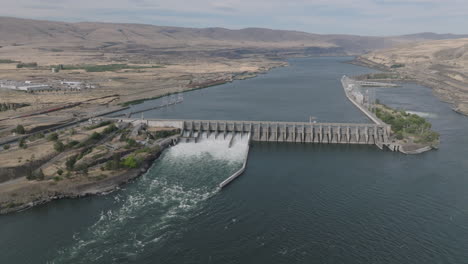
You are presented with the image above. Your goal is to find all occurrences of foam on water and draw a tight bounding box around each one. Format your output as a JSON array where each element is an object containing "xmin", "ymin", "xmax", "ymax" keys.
[
  {"xmin": 170, "ymin": 133, "xmax": 249, "ymax": 161},
  {"xmin": 50, "ymin": 134, "xmax": 249, "ymax": 263}
]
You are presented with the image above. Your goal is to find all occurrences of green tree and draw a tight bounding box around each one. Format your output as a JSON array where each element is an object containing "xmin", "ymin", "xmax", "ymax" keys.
[
  {"xmin": 54, "ymin": 141, "xmax": 65, "ymax": 152},
  {"xmin": 13, "ymin": 125, "xmax": 25, "ymax": 134},
  {"xmin": 47, "ymin": 132, "xmax": 59, "ymax": 141},
  {"xmin": 19, "ymin": 138, "xmax": 27, "ymax": 149},
  {"xmin": 121, "ymin": 155, "xmax": 139, "ymax": 168},
  {"xmin": 65, "ymin": 155, "xmax": 78, "ymax": 171}
]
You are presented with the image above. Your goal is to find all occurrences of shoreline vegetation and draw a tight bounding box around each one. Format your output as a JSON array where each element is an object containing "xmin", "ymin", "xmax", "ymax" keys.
[
  {"xmin": 343, "ymin": 73, "xmax": 439, "ymax": 154},
  {"xmin": 373, "ymin": 103, "xmax": 440, "ymax": 150}
]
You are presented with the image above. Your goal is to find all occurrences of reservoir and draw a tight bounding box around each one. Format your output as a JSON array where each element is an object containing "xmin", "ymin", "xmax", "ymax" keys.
[{"xmin": 1, "ymin": 57, "xmax": 468, "ymax": 263}]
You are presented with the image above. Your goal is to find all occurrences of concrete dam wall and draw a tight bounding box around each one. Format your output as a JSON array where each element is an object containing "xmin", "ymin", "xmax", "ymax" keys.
[
  {"xmin": 180, "ymin": 120, "xmax": 389, "ymax": 146},
  {"xmin": 116, "ymin": 118, "xmax": 390, "ymax": 147}
]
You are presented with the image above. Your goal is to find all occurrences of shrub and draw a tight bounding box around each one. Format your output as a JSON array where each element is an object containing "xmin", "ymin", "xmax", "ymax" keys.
[
  {"xmin": 47, "ymin": 133, "xmax": 59, "ymax": 141},
  {"xmin": 74, "ymin": 163, "xmax": 89, "ymax": 175},
  {"xmin": 103, "ymin": 124, "xmax": 118, "ymax": 134},
  {"xmin": 57, "ymin": 168, "xmax": 64, "ymax": 176},
  {"xmin": 104, "ymin": 154, "xmax": 121, "ymax": 170},
  {"xmin": 27, "ymin": 169, "xmax": 44, "ymax": 181},
  {"xmin": 3, "ymin": 144, "xmax": 10, "ymax": 150},
  {"xmin": 0, "ymin": 59, "xmax": 18, "ymax": 63},
  {"xmin": 125, "ymin": 138, "xmax": 138, "ymax": 148},
  {"xmin": 90, "ymin": 132, "xmax": 102, "ymax": 141},
  {"xmin": 121, "ymin": 155, "xmax": 139, "ymax": 168},
  {"xmin": 16, "ymin": 62, "xmax": 37, "ymax": 68},
  {"xmin": 19, "ymin": 138, "xmax": 27, "ymax": 149},
  {"xmin": 134, "ymin": 147, "xmax": 151, "ymax": 154},
  {"xmin": 65, "ymin": 155, "xmax": 78, "ymax": 171},
  {"xmin": 28, "ymin": 132, "xmax": 44, "ymax": 141},
  {"xmin": 54, "ymin": 141, "xmax": 65, "ymax": 152},
  {"xmin": 12, "ymin": 125, "xmax": 25, "ymax": 134},
  {"xmin": 85, "ymin": 121, "xmax": 112, "ymax": 130},
  {"xmin": 77, "ymin": 132, "xmax": 102, "ymax": 148},
  {"xmin": 154, "ymin": 129, "xmax": 180, "ymax": 139},
  {"xmin": 77, "ymin": 147, "xmax": 93, "ymax": 160},
  {"xmin": 390, "ymin": 63, "xmax": 405, "ymax": 68},
  {"xmin": 66, "ymin": 140, "xmax": 80, "ymax": 148},
  {"xmin": 395, "ymin": 131, "xmax": 404, "ymax": 140}
]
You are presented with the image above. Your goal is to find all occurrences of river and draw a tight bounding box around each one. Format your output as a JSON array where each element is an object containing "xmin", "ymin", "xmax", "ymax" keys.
[{"xmin": 1, "ymin": 57, "xmax": 468, "ymax": 263}]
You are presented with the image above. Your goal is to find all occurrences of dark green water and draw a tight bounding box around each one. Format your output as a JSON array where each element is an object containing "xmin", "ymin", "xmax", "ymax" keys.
[{"xmin": 1, "ymin": 57, "xmax": 468, "ymax": 263}]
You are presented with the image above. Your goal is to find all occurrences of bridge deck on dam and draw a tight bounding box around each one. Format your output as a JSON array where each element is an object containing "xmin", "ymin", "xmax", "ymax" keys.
[{"xmin": 112, "ymin": 118, "xmax": 391, "ymax": 146}]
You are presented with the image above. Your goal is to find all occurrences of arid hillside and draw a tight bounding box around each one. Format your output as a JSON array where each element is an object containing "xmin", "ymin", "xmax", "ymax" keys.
[
  {"xmin": 2, "ymin": 16, "xmax": 468, "ymax": 60},
  {"xmin": 359, "ymin": 38, "xmax": 468, "ymax": 115}
]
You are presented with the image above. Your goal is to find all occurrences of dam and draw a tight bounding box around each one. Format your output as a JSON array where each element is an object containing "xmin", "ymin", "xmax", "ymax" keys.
[
  {"xmin": 106, "ymin": 118, "xmax": 391, "ymax": 188},
  {"xmin": 110, "ymin": 118, "xmax": 391, "ymax": 147}
]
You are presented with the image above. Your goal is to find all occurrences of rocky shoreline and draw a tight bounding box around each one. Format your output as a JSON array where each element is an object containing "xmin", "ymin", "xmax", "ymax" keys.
[{"xmin": 0, "ymin": 135, "xmax": 179, "ymax": 215}]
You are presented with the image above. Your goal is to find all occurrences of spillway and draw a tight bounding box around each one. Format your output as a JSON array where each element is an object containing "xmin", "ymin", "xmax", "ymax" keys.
[{"xmin": 51, "ymin": 133, "xmax": 249, "ymax": 263}]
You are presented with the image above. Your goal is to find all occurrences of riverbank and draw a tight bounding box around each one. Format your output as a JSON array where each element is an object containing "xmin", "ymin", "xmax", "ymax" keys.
[
  {"xmin": 374, "ymin": 103, "xmax": 439, "ymax": 153},
  {"xmin": 0, "ymin": 121, "xmax": 180, "ymax": 214},
  {"xmin": 342, "ymin": 75, "xmax": 438, "ymax": 154},
  {"xmin": 351, "ymin": 56, "xmax": 468, "ymax": 116},
  {"xmin": 118, "ymin": 62, "xmax": 288, "ymax": 107}
]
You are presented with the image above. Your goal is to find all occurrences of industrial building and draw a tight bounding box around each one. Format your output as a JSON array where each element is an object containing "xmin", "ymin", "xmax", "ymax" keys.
[{"xmin": 0, "ymin": 79, "xmax": 95, "ymax": 93}]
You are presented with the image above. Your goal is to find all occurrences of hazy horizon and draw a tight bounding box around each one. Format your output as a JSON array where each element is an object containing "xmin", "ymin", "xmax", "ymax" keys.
[{"xmin": 1, "ymin": 0, "xmax": 467, "ymax": 36}]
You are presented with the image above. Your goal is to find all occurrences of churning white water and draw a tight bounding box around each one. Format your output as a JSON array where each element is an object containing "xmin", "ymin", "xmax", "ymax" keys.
[{"xmin": 51, "ymin": 133, "xmax": 250, "ymax": 263}]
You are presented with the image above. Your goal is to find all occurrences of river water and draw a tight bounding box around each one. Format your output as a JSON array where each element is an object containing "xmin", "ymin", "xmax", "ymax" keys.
[{"xmin": 1, "ymin": 57, "xmax": 468, "ymax": 263}]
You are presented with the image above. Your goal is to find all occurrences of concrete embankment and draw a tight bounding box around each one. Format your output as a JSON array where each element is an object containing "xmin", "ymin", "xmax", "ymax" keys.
[
  {"xmin": 399, "ymin": 145, "xmax": 433, "ymax": 155},
  {"xmin": 341, "ymin": 76, "xmax": 384, "ymax": 125},
  {"xmin": 219, "ymin": 134, "xmax": 251, "ymax": 189}
]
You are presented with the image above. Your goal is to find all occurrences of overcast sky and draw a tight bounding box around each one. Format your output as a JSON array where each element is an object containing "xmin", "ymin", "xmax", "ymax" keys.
[{"xmin": 1, "ymin": 0, "xmax": 467, "ymax": 36}]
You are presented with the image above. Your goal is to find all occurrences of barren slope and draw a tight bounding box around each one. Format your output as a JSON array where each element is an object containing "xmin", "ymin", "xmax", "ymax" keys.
[{"xmin": 360, "ymin": 38, "xmax": 468, "ymax": 114}]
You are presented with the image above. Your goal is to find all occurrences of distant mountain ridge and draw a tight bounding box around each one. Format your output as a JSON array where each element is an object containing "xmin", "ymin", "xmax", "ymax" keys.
[{"xmin": 0, "ymin": 16, "xmax": 467, "ymax": 55}]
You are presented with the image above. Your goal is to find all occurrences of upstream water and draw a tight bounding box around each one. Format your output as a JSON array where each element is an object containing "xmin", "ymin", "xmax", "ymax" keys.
[{"xmin": 1, "ymin": 57, "xmax": 468, "ymax": 263}]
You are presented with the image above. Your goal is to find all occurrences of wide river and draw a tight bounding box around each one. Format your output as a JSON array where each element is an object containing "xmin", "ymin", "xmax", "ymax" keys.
[{"xmin": 1, "ymin": 57, "xmax": 468, "ymax": 263}]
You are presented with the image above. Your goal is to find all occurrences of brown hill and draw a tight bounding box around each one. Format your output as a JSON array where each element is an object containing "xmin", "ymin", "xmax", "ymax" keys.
[
  {"xmin": 359, "ymin": 38, "xmax": 468, "ymax": 115},
  {"xmin": 1, "ymin": 16, "xmax": 467, "ymax": 55}
]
